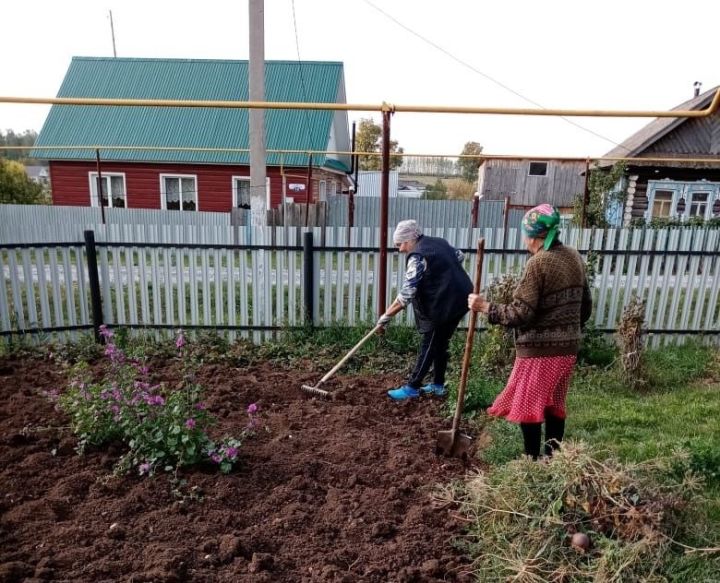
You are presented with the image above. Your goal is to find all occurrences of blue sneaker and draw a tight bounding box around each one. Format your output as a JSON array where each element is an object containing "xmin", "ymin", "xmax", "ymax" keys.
[
  {"xmin": 420, "ymin": 383, "xmax": 448, "ymax": 397},
  {"xmin": 387, "ymin": 385, "xmax": 420, "ymax": 400}
]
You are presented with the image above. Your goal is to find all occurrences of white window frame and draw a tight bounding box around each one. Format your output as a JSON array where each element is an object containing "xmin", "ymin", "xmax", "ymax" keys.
[
  {"xmin": 232, "ymin": 175, "xmax": 271, "ymax": 209},
  {"xmin": 646, "ymin": 180, "xmax": 720, "ymax": 222},
  {"xmin": 318, "ymin": 180, "xmax": 327, "ymax": 202},
  {"xmin": 160, "ymin": 174, "xmax": 198, "ymax": 211},
  {"xmin": 88, "ymin": 172, "xmax": 127, "ymax": 208}
]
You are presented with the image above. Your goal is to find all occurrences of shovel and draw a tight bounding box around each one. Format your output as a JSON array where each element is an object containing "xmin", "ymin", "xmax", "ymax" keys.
[
  {"xmin": 300, "ymin": 324, "xmax": 383, "ymax": 398},
  {"xmin": 436, "ymin": 238, "xmax": 485, "ymax": 460}
]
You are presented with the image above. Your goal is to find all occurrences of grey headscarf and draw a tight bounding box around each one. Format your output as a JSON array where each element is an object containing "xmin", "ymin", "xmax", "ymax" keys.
[{"xmin": 393, "ymin": 220, "xmax": 423, "ymax": 244}]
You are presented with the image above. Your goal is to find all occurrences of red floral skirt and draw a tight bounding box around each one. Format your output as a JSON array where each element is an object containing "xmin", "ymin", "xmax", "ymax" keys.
[{"xmin": 487, "ymin": 355, "xmax": 577, "ymax": 423}]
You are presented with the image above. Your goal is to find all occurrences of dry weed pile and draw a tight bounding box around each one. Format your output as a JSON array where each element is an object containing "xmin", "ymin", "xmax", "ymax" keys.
[
  {"xmin": 450, "ymin": 442, "xmax": 707, "ymax": 582},
  {"xmin": 616, "ymin": 296, "xmax": 647, "ymax": 389}
]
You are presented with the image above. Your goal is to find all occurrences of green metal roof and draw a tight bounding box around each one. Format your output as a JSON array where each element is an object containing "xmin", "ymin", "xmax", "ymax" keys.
[{"xmin": 33, "ymin": 57, "xmax": 351, "ymax": 170}]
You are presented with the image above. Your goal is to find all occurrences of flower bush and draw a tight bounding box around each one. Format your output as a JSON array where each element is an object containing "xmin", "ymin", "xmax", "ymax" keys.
[{"xmin": 58, "ymin": 326, "xmax": 259, "ymax": 476}]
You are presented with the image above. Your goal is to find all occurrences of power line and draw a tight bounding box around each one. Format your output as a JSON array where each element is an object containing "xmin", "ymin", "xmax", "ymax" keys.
[
  {"xmin": 361, "ymin": 0, "xmax": 630, "ymax": 153},
  {"xmin": 290, "ymin": 0, "xmax": 315, "ymax": 152}
]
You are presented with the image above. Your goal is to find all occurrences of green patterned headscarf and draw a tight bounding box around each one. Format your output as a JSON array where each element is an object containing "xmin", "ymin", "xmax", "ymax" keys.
[{"xmin": 522, "ymin": 204, "xmax": 561, "ymax": 251}]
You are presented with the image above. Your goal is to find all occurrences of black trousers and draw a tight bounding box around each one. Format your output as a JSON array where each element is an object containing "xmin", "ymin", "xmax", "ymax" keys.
[
  {"xmin": 407, "ymin": 316, "xmax": 462, "ymax": 389},
  {"xmin": 520, "ymin": 409, "xmax": 566, "ymax": 459}
]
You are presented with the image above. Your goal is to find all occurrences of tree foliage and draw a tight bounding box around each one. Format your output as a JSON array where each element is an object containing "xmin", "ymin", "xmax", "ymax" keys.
[
  {"xmin": 571, "ymin": 162, "xmax": 627, "ymax": 227},
  {"xmin": 444, "ymin": 178, "xmax": 475, "ymax": 200},
  {"xmin": 0, "ymin": 129, "xmax": 38, "ymax": 163},
  {"xmin": 423, "ymin": 178, "xmax": 447, "ymax": 200},
  {"xmin": 355, "ymin": 118, "xmax": 404, "ymax": 171},
  {"xmin": 456, "ymin": 141, "xmax": 483, "ymax": 183},
  {"xmin": 0, "ymin": 158, "xmax": 49, "ymax": 204}
]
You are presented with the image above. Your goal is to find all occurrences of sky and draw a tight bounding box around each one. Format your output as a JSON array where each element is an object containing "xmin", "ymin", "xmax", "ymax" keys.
[{"xmin": 1, "ymin": 0, "xmax": 718, "ymax": 159}]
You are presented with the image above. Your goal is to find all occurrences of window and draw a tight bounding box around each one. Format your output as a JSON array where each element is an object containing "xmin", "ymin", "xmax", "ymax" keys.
[
  {"xmin": 318, "ymin": 180, "xmax": 327, "ymax": 201},
  {"xmin": 233, "ymin": 177, "xmax": 251, "ymax": 209},
  {"xmin": 689, "ymin": 191, "xmax": 710, "ymax": 218},
  {"xmin": 89, "ymin": 172, "xmax": 126, "ymax": 208},
  {"xmin": 232, "ymin": 176, "xmax": 271, "ymax": 209},
  {"xmin": 528, "ymin": 162, "xmax": 548, "ymax": 176},
  {"xmin": 329, "ymin": 181, "xmax": 337, "ymax": 196},
  {"xmin": 161, "ymin": 175, "xmax": 197, "ymax": 211},
  {"xmin": 652, "ymin": 190, "xmax": 673, "ymax": 218}
]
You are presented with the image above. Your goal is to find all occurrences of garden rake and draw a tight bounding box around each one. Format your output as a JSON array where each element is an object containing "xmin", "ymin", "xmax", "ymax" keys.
[
  {"xmin": 300, "ymin": 324, "xmax": 383, "ymax": 398},
  {"xmin": 436, "ymin": 238, "xmax": 485, "ymax": 460}
]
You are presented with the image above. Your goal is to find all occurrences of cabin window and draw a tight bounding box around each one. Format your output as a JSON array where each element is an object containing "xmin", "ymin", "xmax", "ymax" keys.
[
  {"xmin": 233, "ymin": 176, "xmax": 271, "ymax": 210},
  {"xmin": 689, "ymin": 191, "xmax": 710, "ymax": 218},
  {"xmin": 161, "ymin": 174, "xmax": 197, "ymax": 211},
  {"xmin": 89, "ymin": 172, "xmax": 126, "ymax": 208},
  {"xmin": 233, "ymin": 177, "xmax": 251, "ymax": 209},
  {"xmin": 652, "ymin": 190, "xmax": 673, "ymax": 218},
  {"xmin": 528, "ymin": 162, "xmax": 548, "ymax": 176}
]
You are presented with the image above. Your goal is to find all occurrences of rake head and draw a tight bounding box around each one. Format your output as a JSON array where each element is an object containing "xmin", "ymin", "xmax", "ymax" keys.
[{"xmin": 300, "ymin": 384, "xmax": 331, "ymax": 398}]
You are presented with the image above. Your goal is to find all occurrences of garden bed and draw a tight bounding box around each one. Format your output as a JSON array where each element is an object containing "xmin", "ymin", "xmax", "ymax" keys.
[{"xmin": 0, "ymin": 354, "xmax": 475, "ymax": 582}]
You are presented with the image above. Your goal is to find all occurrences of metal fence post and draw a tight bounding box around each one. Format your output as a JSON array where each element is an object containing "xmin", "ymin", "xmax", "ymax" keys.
[
  {"xmin": 84, "ymin": 230, "xmax": 104, "ymax": 343},
  {"xmin": 303, "ymin": 231, "xmax": 314, "ymax": 328}
]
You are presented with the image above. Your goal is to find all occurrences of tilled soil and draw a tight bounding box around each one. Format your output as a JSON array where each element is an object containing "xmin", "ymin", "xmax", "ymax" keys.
[{"xmin": 0, "ymin": 355, "xmax": 478, "ymax": 582}]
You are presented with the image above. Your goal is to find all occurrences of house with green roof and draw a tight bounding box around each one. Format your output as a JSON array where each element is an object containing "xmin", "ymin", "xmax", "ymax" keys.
[{"xmin": 33, "ymin": 57, "xmax": 352, "ymax": 211}]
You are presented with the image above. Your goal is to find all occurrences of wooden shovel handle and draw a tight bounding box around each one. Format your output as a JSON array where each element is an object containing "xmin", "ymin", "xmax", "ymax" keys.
[{"xmin": 451, "ymin": 238, "xmax": 485, "ymax": 433}]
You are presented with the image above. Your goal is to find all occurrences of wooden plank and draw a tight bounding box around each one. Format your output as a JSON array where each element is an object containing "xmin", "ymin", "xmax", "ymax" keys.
[
  {"xmin": 288, "ymin": 227, "xmax": 297, "ymax": 326},
  {"xmin": 594, "ymin": 229, "xmax": 617, "ymax": 329},
  {"xmin": 275, "ymin": 228, "xmax": 285, "ymax": 329},
  {"xmin": 0, "ymin": 252, "xmax": 11, "ymax": 331},
  {"xmin": 643, "ymin": 230, "xmax": 666, "ymax": 337},
  {"xmin": 73, "ymin": 247, "xmax": 88, "ymax": 327},
  {"xmin": 323, "ymin": 228, "xmax": 334, "ymax": 324},
  {"xmin": 678, "ymin": 229, "xmax": 705, "ymax": 340},
  {"xmin": 47, "ymin": 248, "xmax": 64, "ymax": 329},
  {"xmin": 162, "ymin": 246, "xmax": 173, "ymax": 327},
  {"xmin": 312, "ymin": 227, "xmax": 322, "ymax": 325},
  {"xmin": 621, "ymin": 229, "xmax": 643, "ymax": 312},
  {"xmin": 348, "ymin": 228, "xmax": 358, "ymax": 325},
  {"xmin": 606, "ymin": 229, "xmax": 629, "ymax": 328},
  {"xmin": 21, "ymin": 248, "xmax": 38, "ymax": 328},
  {"xmin": 335, "ymin": 228, "xmax": 346, "ymax": 323},
  {"xmin": 702, "ymin": 231, "xmax": 720, "ymax": 333},
  {"xmin": 35, "ymin": 248, "xmax": 52, "ymax": 329},
  {"xmin": 360, "ymin": 227, "xmax": 370, "ymax": 322},
  {"xmin": 227, "ymin": 240, "xmax": 236, "ymax": 343},
  {"xmin": 201, "ymin": 248, "xmax": 211, "ymax": 327},
  {"xmin": 7, "ymin": 250, "xmax": 25, "ymax": 329},
  {"xmin": 99, "ymin": 245, "xmax": 113, "ymax": 324},
  {"xmin": 652, "ymin": 229, "xmax": 681, "ymax": 345},
  {"xmin": 666, "ymin": 229, "xmax": 693, "ymax": 341},
  {"xmin": 124, "ymin": 227, "xmax": 138, "ymax": 326},
  {"xmin": 111, "ymin": 247, "xmax": 126, "ymax": 325},
  {"xmin": 693, "ymin": 230, "xmax": 717, "ymax": 332},
  {"xmin": 635, "ymin": 229, "xmax": 654, "ymax": 308}
]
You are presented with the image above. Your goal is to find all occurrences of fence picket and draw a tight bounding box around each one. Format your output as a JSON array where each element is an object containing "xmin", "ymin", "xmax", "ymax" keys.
[
  {"xmin": 36, "ymin": 248, "xmax": 51, "ymax": 330},
  {"xmin": 0, "ymin": 252, "xmax": 11, "ymax": 331}
]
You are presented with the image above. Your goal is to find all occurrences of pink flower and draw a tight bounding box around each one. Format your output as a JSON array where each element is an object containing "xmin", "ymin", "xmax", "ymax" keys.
[
  {"xmin": 210, "ymin": 453, "xmax": 222, "ymax": 464},
  {"xmin": 224, "ymin": 446, "xmax": 238, "ymax": 460},
  {"xmin": 138, "ymin": 462, "xmax": 151, "ymax": 475},
  {"xmin": 185, "ymin": 418, "xmax": 196, "ymax": 430},
  {"xmin": 195, "ymin": 402, "xmax": 206, "ymax": 410},
  {"xmin": 99, "ymin": 325, "xmax": 113, "ymax": 339},
  {"xmin": 247, "ymin": 403, "xmax": 258, "ymax": 415},
  {"xmin": 176, "ymin": 331, "xmax": 186, "ymax": 349}
]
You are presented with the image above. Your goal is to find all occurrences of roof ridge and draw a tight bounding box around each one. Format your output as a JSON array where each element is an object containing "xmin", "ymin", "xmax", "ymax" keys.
[{"xmin": 71, "ymin": 56, "xmax": 343, "ymax": 66}]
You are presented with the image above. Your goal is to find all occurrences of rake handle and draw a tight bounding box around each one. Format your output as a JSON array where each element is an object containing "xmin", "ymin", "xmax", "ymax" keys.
[
  {"xmin": 451, "ymin": 238, "xmax": 485, "ymax": 434},
  {"xmin": 316, "ymin": 324, "xmax": 383, "ymax": 386}
]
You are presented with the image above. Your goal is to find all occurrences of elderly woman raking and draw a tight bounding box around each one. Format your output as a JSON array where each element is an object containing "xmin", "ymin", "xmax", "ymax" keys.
[
  {"xmin": 378, "ymin": 220, "xmax": 473, "ymax": 400},
  {"xmin": 468, "ymin": 204, "xmax": 592, "ymax": 459}
]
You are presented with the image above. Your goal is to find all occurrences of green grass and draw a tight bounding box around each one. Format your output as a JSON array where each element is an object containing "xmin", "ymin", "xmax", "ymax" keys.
[{"xmin": 474, "ymin": 343, "xmax": 720, "ymax": 580}]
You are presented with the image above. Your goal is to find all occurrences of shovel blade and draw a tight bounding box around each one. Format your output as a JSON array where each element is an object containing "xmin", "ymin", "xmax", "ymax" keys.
[{"xmin": 436, "ymin": 429, "xmax": 473, "ymax": 460}]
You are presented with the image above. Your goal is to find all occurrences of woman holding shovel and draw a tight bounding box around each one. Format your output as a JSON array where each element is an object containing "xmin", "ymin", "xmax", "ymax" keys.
[
  {"xmin": 377, "ymin": 220, "xmax": 473, "ymax": 401},
  {"xmin": 468, "ymin": 204, "xmax": 592, "ymax": 459}
]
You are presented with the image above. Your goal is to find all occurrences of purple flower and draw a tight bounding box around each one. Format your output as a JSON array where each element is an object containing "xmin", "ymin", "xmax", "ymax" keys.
[
  {"xmin": 185, "ymin": 418, "xmax": 196, "ymax": 430},
  {"xmin": 144, "ymin": 394, "xmax": 165, "ymax": 406},
  {"xmin": 224, "ymin": 446, "xmax": 238, "ymax": 460},
  {"xmin": 138, "ymin": 462, "xmax": 151, "ymax": 475},
  {"xmin": 176, "ymin": 330, "xmax": 186, "ymax": 350},
  {"xmin": 210, "ymin": 453, "xmax": 222, "ymax": 464},
  {"xmin": 195, "ymin": 401, "xmax": 206, "ymax": 410},
  {"xmin": 110, "ymin": 404, "xmax": 120, "ymax": 415},
  {"xmin": 99, "ymin": 325, "xmax": 114, "ymax": 339},
  {"xmin": 247, "ymin": 403, "xmax": 258, "ymax": 415}
]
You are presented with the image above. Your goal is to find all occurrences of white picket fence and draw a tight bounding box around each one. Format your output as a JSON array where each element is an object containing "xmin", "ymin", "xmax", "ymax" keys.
[{"xmin": 1, "ymin": 226, "xmax": 719, "ymax": 346}]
